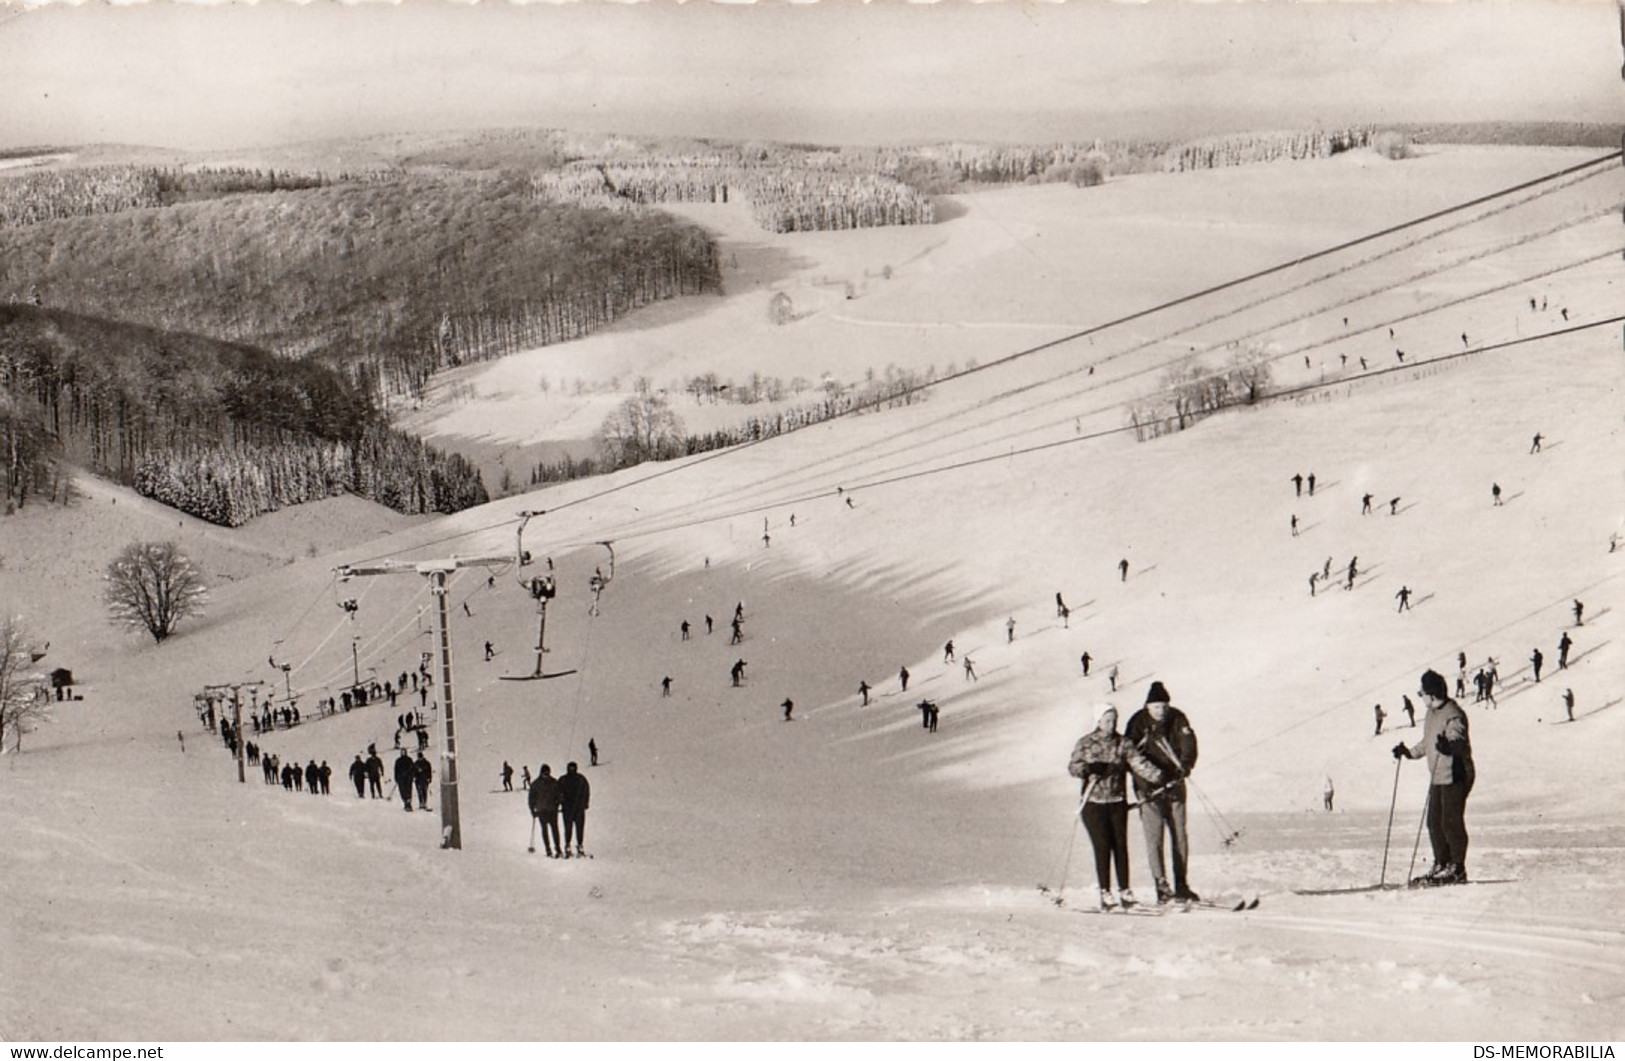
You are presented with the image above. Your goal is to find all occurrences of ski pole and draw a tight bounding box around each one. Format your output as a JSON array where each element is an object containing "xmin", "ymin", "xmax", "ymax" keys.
[
  {"xmin": 528, "ymin": 815, "xmax": 538, "ymax": 854},
  {"xmin": 1058, "ymin": 774, "xmax": 1099, "ymax": 907},
  {"xmin": 1406, "ymin": 784, "xmax": 1432, "ymax": 884},
  {"xmin": 1379, "ymin": 755, "xmax": 1403, "ymax": 887}
]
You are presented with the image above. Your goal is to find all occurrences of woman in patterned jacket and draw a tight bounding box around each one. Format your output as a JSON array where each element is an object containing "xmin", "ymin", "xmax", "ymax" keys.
[{"xmin": 1068, "ymin": 702, "xmax": 1165, "ymax": 910}]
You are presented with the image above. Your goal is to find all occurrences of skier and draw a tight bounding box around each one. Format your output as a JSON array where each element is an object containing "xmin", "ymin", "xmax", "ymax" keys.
[
  {"xmin": 1006, "ymin": 617, "xmax": 1016, "ymax": 643},
  {"xmin": 177, "ymin": 730, "xmax": 185, "ymax": 753},
  {"xmin": 1572, "ymin": 599, "xmax": 1584, "ymax": 627},
  {"xmin": 1118, "ymin": 558, "xmax": 1129, "ymax": 582},
  {"xmin": 943, "ymin": 640, "xmax": 955, "ymax": 664},
  {"xmin": 1388, "ymin": 497, "xmax": 1400, "ymax": 516},
  {"xmin": 918, "ymin": 700, "xmax": 932, "ymax": 730},
  {"xmin": 681, "ymin": 620, "xmax": 691, "ymax": 641},
  {"xmin": 484, "ymin": 640, "xmax": 494, "ymax": 662},
  {"xmin": 528, "ymin": 764, "xmax": 562, "ymax": 858},
  {"xmin": 1345, "ymin": 556, "xmax": 1359, "ymax": 590},
  {"xmin": 705, "ymin": 615, "xmax": 714, "ymax": 635},
  {"xmin": 1491, "ymin": 483, "xmax": 1502, "ymax": 507},
  {"xmin": 557, "ymin": 762, "xmax": 590, "ymax": 858},
  {"xmin": 1361, "ymin": 493, "xmax": 1372, "ymax": 515},
  {"xmin": 1291, "ymin": 473, "xmax": 1304, "ymax": 497},
  {"xmin": 1530, "ymin": 648, "xmax": 1543, "ymax": 683},
  {"xmin": 1323, "ymin": 777, "xmax": 1335, "ymax": 813},
  {"xmin": 1395, "ymin": 586, "xmax": 1412, "ymax": 613},
  {"xmin": 1402, "ymin": 695, "xmax": 1416, "ymax": 728},
  {"xmin": 1562, "ymin": 688, "xmax": 1575, "ymax": 723},
  {"xmin": 1055, "ymin": 592, "xmax": 1068, "ymax": 618},
  {"xmin": 366, "ymin": 751, "xmax": 384, "ymax": 799},
  {"xmin": 781, "ymin": 697, "xmax": 794, "ymax": 721},
  {"xmin": 319, "ymin": 760, "xmax": 332, "ymax": 795},
  {"xmin": 1290, "ymin": 514, "xmax": 1299, "ymax": 537},
  {"xmin": 1060, "ymin": 604, "xmax": 1071, "ymax": 628},
  {"xmin": 1557, "ymin": 631, "xmax": 1572, "ymax": 669},
  {"xmin": 1530, "ymin": 433, "xmax": 1543, "ymax": 454},
  {"xmin": 1124, "ymin": 681, "xmax": 1200, "ymax": 905},
  {"xmin": 729, "ymin": 617, "xmax": 744, "ymax": 645},
  {"xmin": 1373, "ymin": 703, "xmax": 1385, "ymax": 736},
  {"xmin": 349, "ymin": 755, "xmax": 367, "ymax": 797},
  {"xmin": 587, "ymin": 739, "xmax": 598, "ymax": 767},
  {"xmin": 1068, "ymin": 702, "xmax": 1164, "ymax": 911},
  {"xmin": 731, "ymin": 659, "xmax": 748, "ymax": 687},
  {"xmin": 858, "ymin": 680, "xmax": 871, "ymax": 706},
  {"xmin": 1080, "ymin": 651, "xmax": 1092, "ymax": 677},
  {"xmin": 412, "ymin": 751, "xmax": 432, "ymax": 810},
  {"xmin": 928, "ymin": 702, "xmax": 939, "ymax": 732},
  {"xmin": 1307, "ymin": 472, "xmax": 1316, "ymax": 496},
  {"xmin": 1392, "ymin": 669, "xmax": 1475, "ymax": 886},
  {"xmin": 501, "ymin": 761, "xmax": 514, "ymax": 792},
  {"xmin": 1322, "ymin": 557, "xmax": 1333, "ymax": 581},
  {"xmin": 393, "ymin": 750, "xmax": 415, "ymax": 812},
  {"xmin": 1108, "ymin": 664, "xmax": 1119, "ymax": 693},
  {"xmin": 520, "ymin": 765, "xmax": 532, "ymax": 790},
  {"xmin": 963, "ymin": 655, "xmax": 977, "ymax": 682},
  {"xmin": 899, "ymin": 665, "xmax": 910, "ymax": 692},
  {"xmin": 661, "ymin": 676, "xmax": 672, "ymax": 698}
]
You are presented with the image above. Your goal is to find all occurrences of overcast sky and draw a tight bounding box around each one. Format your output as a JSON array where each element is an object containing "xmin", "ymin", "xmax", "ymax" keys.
[{"xmin": 1, "ymin": 0, "xmax": 1620, "ymax": 151}]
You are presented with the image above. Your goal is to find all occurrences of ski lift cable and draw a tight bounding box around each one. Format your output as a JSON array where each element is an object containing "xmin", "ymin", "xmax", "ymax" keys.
[
  {"xmin": 339, "ymin": 152, "xmax": 1621, "ymax": 567},
  {"xmin": 294, "ymin": 576, "xmax": 433, "ymax": 694},
  {"xmin": 800, "ymin": 242, "xmax": 1625, "ymax": 493},
  {"xmin": 565, "ymin": 314, "xmax": 1625, "ymax": 550},
  {"xmin": 598, "ymin": 199, "xmax": 1625, "ymax": 539},
  {"xmin": 605, "ymin": 235, "xmax": 1625, "ymax": 544},
  {"xmin": 286, "ymin": 576, "xmax": 380, "ymax": 677},
  {"xmin": 266, "ymin": 575, "xmax": 336, "ymax": 667},
  {"xmin": 522, "ymin": 151, "xmax": 1621, "ymax": 532},
  {"xmin": 608, "ymin": 205, "xmax": 1624, "ymax": 535}
]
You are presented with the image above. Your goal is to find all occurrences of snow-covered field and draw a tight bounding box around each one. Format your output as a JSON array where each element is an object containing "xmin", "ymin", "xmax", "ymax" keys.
[{"xmin": 2, "ymin": 146, "xmax": 1622, "ymax": 1041}]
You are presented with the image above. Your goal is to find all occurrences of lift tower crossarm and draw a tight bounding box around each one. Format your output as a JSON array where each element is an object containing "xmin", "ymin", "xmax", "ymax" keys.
[{"xmin": 333, "ymin": 552, "xmax": 511, "ymax": 850}]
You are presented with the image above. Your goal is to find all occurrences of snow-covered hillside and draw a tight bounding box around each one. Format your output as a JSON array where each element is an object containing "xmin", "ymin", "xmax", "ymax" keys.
[{"xmin": 2, "ymin": 147, "xmax": 1622, "ymax": 1041}]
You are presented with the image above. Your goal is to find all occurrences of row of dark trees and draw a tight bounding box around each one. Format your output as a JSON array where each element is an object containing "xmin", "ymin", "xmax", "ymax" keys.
[
  {"xmin": 0, "ymin": 304, "xmax": 486, "ymax": 523},
  {"xmin": 1127, "ymin": 347, "xmax": 1277, "ymax": 442},
  {"xmin": 0, "ymin": 165, "xmax": 369, "ymax": 229},
  {"xmin": 1162, "ymin": 128, "xmax": 1375, "ymax": 173},
  {"xmin": 0, "ymin": 176, "xmax": 724, "ymax": 399},
  {"xmin": 530, "ymin": 365, "xmax": 937, "ymax": 485},
  {"xmin": 531, "ymin": 160, "xmax": 934, "ymax": 233}
]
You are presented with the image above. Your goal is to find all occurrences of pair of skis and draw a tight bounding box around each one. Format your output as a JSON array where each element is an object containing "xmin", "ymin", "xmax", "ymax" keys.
[{"xmin": 1037, "ymin": 883, "xmax": 1259, "ymax": 914}]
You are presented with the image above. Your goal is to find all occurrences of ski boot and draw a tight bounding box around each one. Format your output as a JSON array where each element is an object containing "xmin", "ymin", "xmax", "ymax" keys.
[
  {"xmin": 1154, "ymin": 878, "xmax": 1175, "ymax": 906},
  {"xmin": 1174, "ymin": 885, "xmax": 1201, "ymax": 903},
  {"xmin": 1118, "ymin": 888, "xmax": 1138, "ymax": 909},
  {"xmin": 1098, "ymin": 888, "xmax": 1119, "ymax": 912}
]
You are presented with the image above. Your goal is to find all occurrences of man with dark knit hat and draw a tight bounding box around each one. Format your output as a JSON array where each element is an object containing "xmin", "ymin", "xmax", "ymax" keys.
[
  {"xmin": 1393, "ymin": 669, "xmax": 1475, "ymax": 885},
  {"xmin": 1124, "ymin": 680, "xmax": 1201, "ymax": 904}
]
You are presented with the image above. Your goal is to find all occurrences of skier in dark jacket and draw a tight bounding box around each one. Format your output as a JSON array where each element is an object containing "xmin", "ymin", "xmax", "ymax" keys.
[
  {"xmin": 1123, "ymin": 681, "xmax": 1200, "ymax": 904},
  {"xmin": 366, "ymin": 752, "xmax": 384, "ymax": 799},
  {"xmin": 412, "ymin": 751, "xmax": 433, "ymax": 810},
  {"xmin": 1069, "ymin": 702, "xmax": 1164, "ymax": 910},
  {"xmin": 557, "ymin": 761, "xmax": 591, "ymax": 858},
  {"xmin": 393, "ymin": 750, "xmax": 415, "ymax": 811},
  {"xmin": 528, "ymin": 764, "xmax": 562, "ymax": 857},
  {"xmin": 1393, "ymin": 669, "xmax": 1475, "ymax": 885},
  {"xmin": 349, "ymin": 755, "xmax": 368, "ymax": 798}
]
